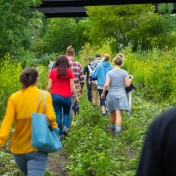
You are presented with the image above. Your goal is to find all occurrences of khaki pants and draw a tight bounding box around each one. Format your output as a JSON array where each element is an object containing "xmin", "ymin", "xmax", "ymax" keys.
[{"xmin": 92, "ymin": 83, "xmax": 100, "ymax": 106}]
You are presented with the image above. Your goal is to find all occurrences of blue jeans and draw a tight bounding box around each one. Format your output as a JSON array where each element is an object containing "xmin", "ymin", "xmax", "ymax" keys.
[
  {"xmin": 51, "ymin": 94, "xmax": 71, "ymax": 135},
  {"xmin": 98, "ymin": 89, "xmax": 108, "ymax": 106},
  {"xmin": 12, "ymin": 151, "xmax": 48, "ymax": 176}
]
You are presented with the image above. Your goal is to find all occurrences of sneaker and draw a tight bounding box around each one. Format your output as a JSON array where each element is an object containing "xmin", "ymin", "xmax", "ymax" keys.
[
  {"xmin": 63, "ymin": 127, "xmax": 69, "ymax": 137},
  {"xmin": 105, "ymin": 125, "xmax": 114, "ymax": 134},
  {"xmin": 102, "ymin": 112, "xmax": 106, "ymax": 116},
  {"xmin": 115, "ymin": 131, "xmax": 120, "ymax": 138},
  {"xmin": 110, "ymin": 127, "xmax": 115, "ymax": 135},
  {"xmin": 59, "ymin": 135, "xmax": 64, "ymax": 141}
]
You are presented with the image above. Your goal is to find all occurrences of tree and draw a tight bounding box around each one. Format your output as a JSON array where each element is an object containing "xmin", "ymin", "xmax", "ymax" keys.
[
  {"xmin": 0, "ymin": 0, "xmax": 42, "ymax": 58},
  {"xmin": 86, "ymin": 4, "xmax": 160, "ymax": 51},
  {"xmin": 40, "ymin": 18, "xmax": 89, "ymax": 56},
  {"xmin": 153, "ymin": 3, "xmax": 176, "ymax": 49}
]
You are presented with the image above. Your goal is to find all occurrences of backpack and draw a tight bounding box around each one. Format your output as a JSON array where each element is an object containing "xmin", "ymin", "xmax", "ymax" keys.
[
  {"xmin": 87, "ymin": 64, "xmax": 97, "ymax": 83},
  {"xmin": 87, "ymin": 65, "xmax": 97, "ymax": 84}
]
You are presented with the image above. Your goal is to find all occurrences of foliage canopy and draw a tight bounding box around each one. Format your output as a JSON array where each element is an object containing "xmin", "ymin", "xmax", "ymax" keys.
[{"xmin": 86, "ymin": 4, "xmax": 176, "ymax": 52}]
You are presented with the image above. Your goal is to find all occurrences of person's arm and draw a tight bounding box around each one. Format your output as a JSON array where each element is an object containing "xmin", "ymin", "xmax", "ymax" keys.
[
  {"xmin": 70, "ymin": 79, "xmax": 78, "ymax": 102},
  {"xmin": 47, "ymin": 78, "xmax": 52, "ymax": 92},
  {"xmin": 125, "ymin": 75, "xmax": 132, "ymax": 87},
  {"xmin": 101, "ymin": 77, "xmax": 110, "ymax": 98},
  {"xmin": 0, "ymin": 97, "xmax": 15, "ymax": 147}
]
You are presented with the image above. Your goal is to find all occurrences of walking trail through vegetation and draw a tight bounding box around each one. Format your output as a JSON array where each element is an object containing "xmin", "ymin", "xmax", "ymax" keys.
[{"xmin": 48, "ymin": 149, "xmax": 69, "ymax": 176}]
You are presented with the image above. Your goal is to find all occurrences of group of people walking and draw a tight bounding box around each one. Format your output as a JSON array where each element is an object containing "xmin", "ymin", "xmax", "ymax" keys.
[
  {"xmin": 0, "ymin": 45, "xmax": 132, "ymax": 175},
  {"xmin": 84, "ymin": 52, "xmax": 132, "ymax": 137}
]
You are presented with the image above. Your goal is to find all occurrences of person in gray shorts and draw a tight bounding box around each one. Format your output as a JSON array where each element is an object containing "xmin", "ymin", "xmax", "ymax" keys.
[{"xmin": 101, "ymin": 53, "xmax": 132, "ymax": 138}]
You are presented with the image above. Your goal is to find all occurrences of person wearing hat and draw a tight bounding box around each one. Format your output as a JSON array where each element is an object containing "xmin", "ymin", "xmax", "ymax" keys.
[
  {"xmin": 90, "ymin": 54, "xmax": 101, "ymax": 71},
  {"xmin": 89, "ymin": 54, "xmax": 102, "ymax": 106},
  {"xmin": 83, "ymin": 56, "xmax": 94, "ymax": 102}
]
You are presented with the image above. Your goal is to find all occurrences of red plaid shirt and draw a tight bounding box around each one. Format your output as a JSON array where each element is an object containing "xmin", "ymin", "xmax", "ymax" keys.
[{"xmin": 67, "ymin": 58, "xmax": 85, "ymax": 91}]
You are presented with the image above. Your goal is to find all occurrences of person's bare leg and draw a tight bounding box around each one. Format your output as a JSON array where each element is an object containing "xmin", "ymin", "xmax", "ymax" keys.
[
  {"xmin": 110, "ymin": 110, "xmax": 116, "ymax": 124},
  {"xmin": 115, "ymin": 110, "xmax": 122, "ymax": 138},
  {"xmin": 109, "ymin": 111, "xmax": 116, "ymax": 134},
  {"xmin": 115, "ymin": 110, "xmax": 122, "ymax": 126}
]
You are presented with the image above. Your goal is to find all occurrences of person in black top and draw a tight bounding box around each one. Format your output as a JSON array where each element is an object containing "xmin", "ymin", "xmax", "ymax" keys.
[
  {"xmin": 83, "ymin": 56, "xmax": 94, "ymax": 102},
  {"xmin": 136, "ymin": 107, "xmax": 176, "ymax": 176}
]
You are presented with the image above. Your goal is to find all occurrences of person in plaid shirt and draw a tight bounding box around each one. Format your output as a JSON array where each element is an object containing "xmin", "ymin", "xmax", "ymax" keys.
[
  {"xmin": 66, "ymin": 46, "xmax": 85, "ymax": 127},
  {"xmin": 66, "ymin": 46, "xmax": 85, "ymax": 93}
]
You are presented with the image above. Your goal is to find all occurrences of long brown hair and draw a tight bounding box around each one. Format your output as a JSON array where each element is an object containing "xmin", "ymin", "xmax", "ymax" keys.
[{"xmin": 55, "ymin": 55, "xmax": 69, "ymax": 81}]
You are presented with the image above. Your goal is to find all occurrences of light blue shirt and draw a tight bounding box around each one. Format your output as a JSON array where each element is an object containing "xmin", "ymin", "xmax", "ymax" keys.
[{"xmin": 106, "ymin": 69, "xmax": 128, "ymax": 97}]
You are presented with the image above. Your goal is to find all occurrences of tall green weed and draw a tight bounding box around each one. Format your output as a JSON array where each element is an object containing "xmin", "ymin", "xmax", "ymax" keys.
[
  {"xmin": 0, "ymin": 54, "xmax": 48, "ymax": 121},
  {"xmin": 0, "ymin": 54, "xmax": 22, "ymax": 119},
  {"xmin": 123, "ymin": 47, "xmax": 176, "ymax": 102},
  {"xmin": 78, "ymin": 42, "xmax": 113, "ymax": 66},
  {"xmin": 64, "ymin": 91, "xmax": 171, "ymax": 176}
]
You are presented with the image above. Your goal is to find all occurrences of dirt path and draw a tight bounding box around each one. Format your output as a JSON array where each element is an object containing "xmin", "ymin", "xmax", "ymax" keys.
[{"xmin": 47, "ymin": 149, "xmax": 69, "ymax": 176}]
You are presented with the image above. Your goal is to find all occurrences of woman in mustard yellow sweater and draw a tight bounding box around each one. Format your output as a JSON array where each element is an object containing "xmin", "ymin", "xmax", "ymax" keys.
[{"xmin": 0, "ymin": 68, "xmax": 58, "ymax": 176}]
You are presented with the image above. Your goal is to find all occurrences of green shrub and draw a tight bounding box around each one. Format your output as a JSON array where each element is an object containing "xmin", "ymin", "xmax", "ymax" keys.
[
  {"xmin": 0, "ymin": 54, "xmax": 22, "ymax": 119},
  {"xmin": 124, "ymin": 47, "xmax": 176, "ymax": 102}
]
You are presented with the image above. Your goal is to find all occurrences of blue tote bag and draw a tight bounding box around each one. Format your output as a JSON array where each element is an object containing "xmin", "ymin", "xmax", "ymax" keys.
[{"xmin": 31, "ymin": 91, "xmax": 62, "ymax": 153}]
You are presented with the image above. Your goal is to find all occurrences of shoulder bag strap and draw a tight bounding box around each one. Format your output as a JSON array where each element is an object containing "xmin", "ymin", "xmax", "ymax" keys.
[
  {"xmin": 87, "ymin": 65, "xmax": 91, "ymax": 72},
  {"xmin": 37, "ymin": 90, "xmax": 47, "ymax": 114},
  {"xmin": 43, "ymin": 91, "xmax": 46, "ymax": 114},
  {"xmin": 43, "ymin": 91, "xmax": 52, "ymax": 128},
  {"xmin": 37, "ymin": 90, "xmax": 43, "ymax": 113}
]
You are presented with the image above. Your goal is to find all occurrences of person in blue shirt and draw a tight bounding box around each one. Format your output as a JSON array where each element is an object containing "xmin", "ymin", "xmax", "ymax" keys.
[{"xmin": 92, "ymin": 54, "xmax": 113, "ymax": 116}]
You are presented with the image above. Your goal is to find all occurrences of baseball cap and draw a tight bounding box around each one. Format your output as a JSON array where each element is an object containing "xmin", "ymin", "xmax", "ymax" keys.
[
  {"xmin": 88, "ymin": 56, "xmax": 94, "ymax": 61},
  {"xmin": 95, "ymin": 54, "xmax": 101, "ymax": 57}
]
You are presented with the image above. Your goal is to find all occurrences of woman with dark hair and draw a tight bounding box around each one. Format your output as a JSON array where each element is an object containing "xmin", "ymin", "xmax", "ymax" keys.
[
  {"xmin": 101, "ymin": 53, "xmax": 132, "ymax": 138},
  {"xmin": 47, "ymin": 55, "xmax": 78, "ymax": 138},
  {"xmin": 0, "ymin": 67, "xmax": 58, "ymax": 175}
]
